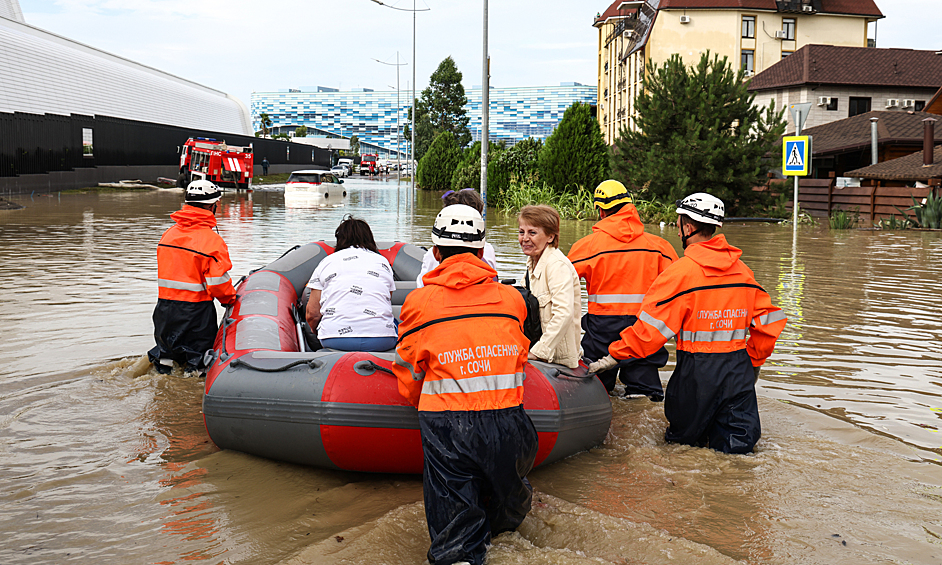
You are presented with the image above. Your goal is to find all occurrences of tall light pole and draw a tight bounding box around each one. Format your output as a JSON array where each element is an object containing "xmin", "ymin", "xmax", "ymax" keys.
[
  {"xmin": 371, "ymin": 0, "xmax": 429, "ymax": 192},
  {"xmin": 480, "ymin": 0, "xmax": 489, "ymax": 218},
  {"xmin": 373, "ymin": 54, "xmax": 407, "ymax": 184}
]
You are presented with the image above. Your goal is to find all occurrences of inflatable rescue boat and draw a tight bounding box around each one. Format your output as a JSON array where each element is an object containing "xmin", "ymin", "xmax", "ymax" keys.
[{"xmin": 202, "ymin": 242, "xmax": 612, "ymax": 474}]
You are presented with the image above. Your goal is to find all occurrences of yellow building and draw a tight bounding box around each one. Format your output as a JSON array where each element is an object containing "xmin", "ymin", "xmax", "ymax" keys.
[{"xmin": 594, "ymin": 0, "xmax": 884, "ymax": 144}]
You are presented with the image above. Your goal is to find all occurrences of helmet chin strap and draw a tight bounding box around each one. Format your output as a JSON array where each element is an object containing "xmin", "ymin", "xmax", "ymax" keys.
[{"xmin": 680, "ymin": 217, "xmax": 701, "ymax": 249}]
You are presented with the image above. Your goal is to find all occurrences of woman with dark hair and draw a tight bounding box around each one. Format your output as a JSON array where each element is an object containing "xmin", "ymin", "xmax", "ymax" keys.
[{"xmin": 305, "ymin": 216, "xmax": 397, "ymax": 351}]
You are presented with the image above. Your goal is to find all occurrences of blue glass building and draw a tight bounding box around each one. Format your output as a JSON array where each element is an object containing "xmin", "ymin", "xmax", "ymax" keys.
[{"xmin": 250, "ymin": 82, "xmax": 597, "ymax": 156}]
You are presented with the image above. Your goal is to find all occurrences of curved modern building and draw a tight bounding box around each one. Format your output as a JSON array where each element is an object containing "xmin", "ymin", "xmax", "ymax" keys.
[
  {"xmin": 0, "ymin": 1, "xmax": 296, "ymax": 194},
  {"xmin": 0, "ymin": 2, "xmax": 251, "ymax": 134}
]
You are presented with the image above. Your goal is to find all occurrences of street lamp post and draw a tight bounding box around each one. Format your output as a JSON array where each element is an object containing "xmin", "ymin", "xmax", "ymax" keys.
[
  {"xmin": 373, "ymin": 54, "xmax": 407, "ymax": 185},
  {"xmin": 481, "ymin": 0, "xmax": 489, "ymax": 218},
  {"xmin": 371, "ymin": 0, "xmax": 429, "ymax": 192}
]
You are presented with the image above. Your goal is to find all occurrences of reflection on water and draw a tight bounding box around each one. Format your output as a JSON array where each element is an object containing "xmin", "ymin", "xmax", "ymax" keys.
[{"xmin": 0, "ymin": 179, "xmax": 941, "ymax": 564}]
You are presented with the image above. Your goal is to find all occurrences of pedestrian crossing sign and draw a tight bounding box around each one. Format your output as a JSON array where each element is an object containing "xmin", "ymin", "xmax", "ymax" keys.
[{"xmin": 783, "ymin": 135, "xmax": 811, "ymax": 176}]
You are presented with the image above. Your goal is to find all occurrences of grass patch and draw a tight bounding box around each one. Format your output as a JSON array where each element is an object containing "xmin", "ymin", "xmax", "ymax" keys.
[
  {"xmin": 253, "ymin": 173, "xmax": 292, "ymax": 185},
  {"xmin": 829, "ymin": 206, "xmax": 859, "ymax": 230},
  {"xmin": 495, "ymin": 177, "xmax": 596, "ymax": 220}
]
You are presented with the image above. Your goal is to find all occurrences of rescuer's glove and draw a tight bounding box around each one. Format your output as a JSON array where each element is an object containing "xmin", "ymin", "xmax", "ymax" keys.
[
  {"xmin": 753, "ymin": 365, "xmax": 761, "ymax": 384},
  {"xmin": 587, "ymin": 355, "xmax": 617, "ymax": 375}
]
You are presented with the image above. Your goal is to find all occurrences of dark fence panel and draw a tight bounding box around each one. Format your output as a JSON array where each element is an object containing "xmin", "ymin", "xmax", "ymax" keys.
[{"xmin": 0, "ymin": 111, "xmax": 331, "ymax": 178}]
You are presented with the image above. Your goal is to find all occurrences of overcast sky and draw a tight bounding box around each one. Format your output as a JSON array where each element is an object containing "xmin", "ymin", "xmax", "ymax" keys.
[{"xmin": 20, "ymin": 0, "xmax": 941, "ymax": 109}]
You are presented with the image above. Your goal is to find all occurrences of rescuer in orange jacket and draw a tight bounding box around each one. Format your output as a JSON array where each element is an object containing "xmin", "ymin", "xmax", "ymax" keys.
[
  {"xmin": 148, "ymin": 180, "xmax": 236, "ymax": 375},
  {"xmin": 568, "ymin": 180, "xmax": 678, "ymax": 400},
  {"xmin": 588, "ymin": 193, "xmax": 787, "ymax": 454},
  {"xmin": 394, "ymin": 204, "xmax": 538, "ymax": 565}
]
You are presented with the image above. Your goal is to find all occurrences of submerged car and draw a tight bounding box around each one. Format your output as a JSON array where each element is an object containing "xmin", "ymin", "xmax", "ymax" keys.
[{"xmin": 284, "ymin": 170, "xmax": 346, "ymax": 198}]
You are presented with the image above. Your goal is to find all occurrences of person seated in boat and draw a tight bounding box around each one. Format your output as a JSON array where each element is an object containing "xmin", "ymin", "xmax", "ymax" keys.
[
  {"xmin": 305, "ymin": 216, "xmax": 397, "ymax": 352},
  {"xmin": 416, "ymin": 187, "xmax": 497, "ymax": 287},
  {"xmin": 518, "ymin": 204, "xmax": 582, "ymax": 369}
]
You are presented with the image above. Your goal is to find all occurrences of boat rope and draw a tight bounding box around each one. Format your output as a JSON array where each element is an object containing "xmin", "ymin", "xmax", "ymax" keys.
[
  {"xmin": 228, "ymin": 357, "xmax": 320, "ymax": 373},
  {"xmin": 360, "ymin": 360, "xmax": 395, "ymax": 376}
]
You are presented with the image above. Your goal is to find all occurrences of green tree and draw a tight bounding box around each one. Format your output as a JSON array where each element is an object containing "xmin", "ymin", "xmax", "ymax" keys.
[
  {"xmin": 349, "ymin": 135, "xmax": 360, "ymax": 157},
  {"xmin": 258, "ymin": 113, "xmax": 272, "ymax": 137},
  {"xmin": 294, "ymin": 125, "xmax": 308, "ymax": 138},
  {"xmin": 407, "ymin": 99, "xmax": 436, "ymax": 161},
  {"xmin": 611, "ymin": 52, "xmax": 786, "ymax": 215},
  {"xmin": 420, "ymin": 57, "xmax": 472, "ymax": 149},
  {"xmin": 539, "ymin": 102, "xmax": 609, "ymax": 194},
  {"xmin": 417, "ymin": 131, "xmax": 461, "ymax": 190}
]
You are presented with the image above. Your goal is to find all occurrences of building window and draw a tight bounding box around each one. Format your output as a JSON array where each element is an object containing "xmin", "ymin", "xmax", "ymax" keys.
[
  {"xmin": 915, "ymin": 100, "xmax": 926, "ymax": 111},
  {"xmin": 741, "ymin": 50, "xmax": 754, "ymax": 74},
  {"xmin": 849, "ymin": 97, "xmax": 872, "ymax": 117},
  {"xmin": 742, "ymin": 16, "xmax": 755, "ymax": 39},
  {"xmin": 827, "ymin": 98, "xmax": 838, "ymax": 111},
  {"xmin": 782, "ymin": 18, "xmax": 796, "ymax": 41},
  {"xmin": 82, "ymin": 128, "xmax": 94, "ymax": 157},
  {"xmin": 782, "ymin": 51, "xmax": 793, "ymax": 60}
]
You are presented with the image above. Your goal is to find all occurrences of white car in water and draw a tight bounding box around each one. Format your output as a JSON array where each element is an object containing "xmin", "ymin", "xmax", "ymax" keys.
[
  {"xmin": 330, "ymin": 165, "xmax": 349, "ymax": 178},
  {"xmin": 284, "ymin": 170, "xmax": 346, "ymax": 199}
]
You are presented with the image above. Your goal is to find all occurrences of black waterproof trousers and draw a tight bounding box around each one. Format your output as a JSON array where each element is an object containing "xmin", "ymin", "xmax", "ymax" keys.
[
  {"xmin": 148, "ymin": 299, "xmax": 217, "ymax": 373},
  {"xmin": 419, "ymin": 405, "xmax": 538, "ymax": 565},
  {"xmin": 664, "ymin": 349, "xmax": 761, "ymax": 454},
  {"xmin": 582, "ymin": 314, "xmax": 668, "ymax": 397}
]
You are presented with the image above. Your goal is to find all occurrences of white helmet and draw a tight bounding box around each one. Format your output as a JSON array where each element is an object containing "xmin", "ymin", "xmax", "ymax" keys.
[
  {"xmin": 431, "ymin": 204, "xmax": 486, "ymax": 249},
  {"xmin": 676, "ymin": 193, "xmax": 725, "ymax": 226},
  {"xmin": 185, "ymin": 179, "xmax": 222, "ymax": 204}
]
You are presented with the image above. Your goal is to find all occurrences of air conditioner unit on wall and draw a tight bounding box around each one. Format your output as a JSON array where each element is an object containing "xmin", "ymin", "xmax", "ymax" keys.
[
  {"xmin": 886, "ymin": 98, "xmax": 900, "ymax": 108},
  {"xmin": 774, "ymin": 30, "xmax": 787, "ymax": 39},
  {"xmin": 623, "ymin": 30, "xmax": 635, "ymax": 39},
  {"xmin": 802, "ymin": 5, "xmax": 814, "ymax": 11},
  {"xmin": 817, "ymin": 96, "xmax": 831, "ymax": 106},
  {"xmin": 902, "ymin": 99, "xmax": 915, "ymax": 108},
  {"xmin": 679, "ymin": 15, "xmax": 691, "ymax": 24}
]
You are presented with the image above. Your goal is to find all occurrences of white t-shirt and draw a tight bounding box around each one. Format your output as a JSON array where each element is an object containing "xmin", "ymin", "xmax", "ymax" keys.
[
  {"xmin": 307, "ymin": 247, "xmax": 397, "ymax": 339},
  {"xmin": 415, "ymin": 242, "xmax": 498, "ymax": 287}
]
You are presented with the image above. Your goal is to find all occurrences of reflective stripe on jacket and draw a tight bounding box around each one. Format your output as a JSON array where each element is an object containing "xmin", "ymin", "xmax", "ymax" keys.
[
  {"xmin": 609, "ymin": 235, "xmax": 786, "ymax": 366},
  {"xmin": 156, "ymin": 206, "xmax": 236, "ymax": 304},
  {"xmin": 568, "ymin": 204, "xmax": 678, "ymax": 317},
  {"xmin": 394, "ymin": 253, "xmax": 530, "ymax": 412}
]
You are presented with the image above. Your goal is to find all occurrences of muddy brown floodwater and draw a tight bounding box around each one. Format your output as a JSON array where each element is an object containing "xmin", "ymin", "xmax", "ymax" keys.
[{"xmin": 1, "ymin": 178, "xmax": 940, "ymax": 564}]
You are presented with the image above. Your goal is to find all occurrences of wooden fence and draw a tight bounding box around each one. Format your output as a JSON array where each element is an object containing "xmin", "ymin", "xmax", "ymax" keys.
[{"xmin": 783, "ymin": 176, "xmax": 939, "ymax": 221}]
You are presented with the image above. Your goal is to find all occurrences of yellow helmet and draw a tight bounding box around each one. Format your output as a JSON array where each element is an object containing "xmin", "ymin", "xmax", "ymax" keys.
[{"xmin": 594, "ymin": 180, "xmax": 632, "ymax": 210}]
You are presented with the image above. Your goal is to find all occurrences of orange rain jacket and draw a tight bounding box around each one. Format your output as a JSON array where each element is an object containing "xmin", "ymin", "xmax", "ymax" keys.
[
  {"xmin": 567, "ymin": 204, "xmax": 678, "ymax": 317},
  {"xmin": 156, "ymin": 206, "xmax": 236, "ymax": 305},
  {"xmin": 394, "ymin": 253, "xmax": 530, "ymax": 412},
  {"xmin": 609, "ymin": 235, "xmax": 786, "ymax": 365}
]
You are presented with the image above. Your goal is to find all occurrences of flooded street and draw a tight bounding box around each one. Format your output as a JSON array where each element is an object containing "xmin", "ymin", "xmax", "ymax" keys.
[{"xmin": 1, "ymin": 177, "xmax": 941, "ymax": 564}]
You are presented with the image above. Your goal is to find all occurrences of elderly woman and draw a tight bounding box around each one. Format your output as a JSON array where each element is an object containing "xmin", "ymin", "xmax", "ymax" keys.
[
  {"xmin": 305, "ymin": 216, "xmax": 397, "ymax": 352},
  {"xmin": 518, "ymin": 205, "xmax": 582, "ymax": 368}
]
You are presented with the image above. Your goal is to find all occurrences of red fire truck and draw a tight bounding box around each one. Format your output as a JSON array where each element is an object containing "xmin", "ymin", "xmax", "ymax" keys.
[
  {"xmin": 177, "ymin": 137, "xmax": 254, "ymax": 189},
  {"xmin": 360, "ymin": 153, "xmax": 378, "ymax": 176}
]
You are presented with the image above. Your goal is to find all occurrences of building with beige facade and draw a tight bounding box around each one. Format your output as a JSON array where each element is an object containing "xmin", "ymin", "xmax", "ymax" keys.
[{"xmin": 593, "ymin": 0, "xmax": 884, "ymax": 144}]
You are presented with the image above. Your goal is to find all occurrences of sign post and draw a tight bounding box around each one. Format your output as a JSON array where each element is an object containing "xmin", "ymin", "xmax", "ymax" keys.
[{"xmin": 786, "ymin": 103, "xmax": 812, "ymax": 226}]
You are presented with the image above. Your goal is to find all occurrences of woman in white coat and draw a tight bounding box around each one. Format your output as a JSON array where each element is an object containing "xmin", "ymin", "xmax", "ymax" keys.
[{"xmin": 518, "ymin": 205, "xmax": 582, "ymax": 369}]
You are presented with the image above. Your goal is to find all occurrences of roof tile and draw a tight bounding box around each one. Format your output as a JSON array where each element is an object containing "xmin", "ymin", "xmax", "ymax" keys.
[
  {"xmin": 796, "ymin": 111, "xmax": 942, "ymax": 156},
  {"xmin": 846, "ymin": 144, "xmax": 942, "ymax": 180},
  {"xmin": 750, "ymin": 45, "xmax": 942, "ymax": 91}
]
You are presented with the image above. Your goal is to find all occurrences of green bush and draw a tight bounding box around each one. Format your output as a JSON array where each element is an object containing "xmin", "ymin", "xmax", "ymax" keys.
[
  {"xmin": 450, "ymin": 141, "xmax": 505, "ymax": 190},
  {"xmin": 539, "ymin": 102, "xmax": 609, "ymax": 194},
  {"xmin": 896, "ymin": 192, "xmax": 942, "ymax": 229},
  {"xmin": 417, "ymin": 131, "xmax": 460, "ymax": 190}
]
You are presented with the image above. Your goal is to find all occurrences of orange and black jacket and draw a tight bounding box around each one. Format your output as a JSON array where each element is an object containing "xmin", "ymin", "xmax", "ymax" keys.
[
  {"xmin": 394, "ymin": 254, "xmax": 530, "ymax": 412},
  {"xmin": 156, "ymin": 206, "xmax": 236, "ymax": 304},
  {"xmin": 567, "ymin": 205, "xmax": 678, "ymax": 317},
  {"xmin": 609, "ymin": 235, "xmax": 786, "ymax": 366}
]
